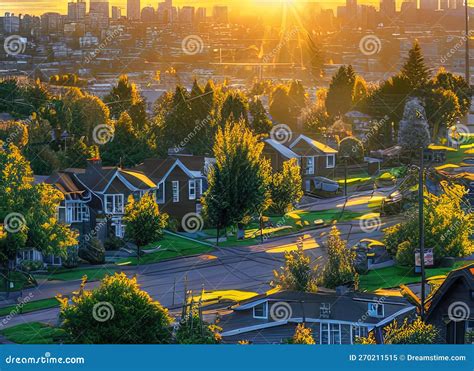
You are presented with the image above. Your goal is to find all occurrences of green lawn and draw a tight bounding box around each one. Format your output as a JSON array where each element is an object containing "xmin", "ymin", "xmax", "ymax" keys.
[
  {"xmin": 359, "ymin": 260, "xmax": 474, "ymax": 291},
  {"xmin": 0, "ymin": 271, "xmax": 36, "ymax": 292},
  {"xmin": 0, "ymin": 297, "xmax": 59, "ymax": 317},
  {"xmin": 1, "ymin": 322, "xmax": 66, "ymax": 344},
  {"xmin": 203, "ymin": 209, "xmax": 364, "ymax": 247},
  {"xmin": 116, "ymin": 234, "xmax": 213, "ymax": 265},
  {"xmin": 445, "ymin": 147, "xmax": 470, "ymax": 165},
  {"xmin": 35, "ymin": 266, "xmax": 120, "ymax": 282}
]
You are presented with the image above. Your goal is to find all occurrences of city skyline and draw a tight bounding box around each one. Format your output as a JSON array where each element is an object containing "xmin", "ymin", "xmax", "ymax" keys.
[{"xmin": 0, "ymin": 0, "xmax": 427, "ymax": 17}]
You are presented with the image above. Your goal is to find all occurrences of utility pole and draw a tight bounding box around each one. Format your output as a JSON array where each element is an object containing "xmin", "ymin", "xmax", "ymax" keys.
[
  {"xmin": 418, "ymin": 147, "xmax": 426, "ymax": 320},
  {"xmin": 466, "ymin": 0, "xmax": 470, "ymax": 85}
]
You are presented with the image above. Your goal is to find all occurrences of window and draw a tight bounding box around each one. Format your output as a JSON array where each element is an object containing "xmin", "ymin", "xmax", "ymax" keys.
[
  {"xmin": 196, "ymin": 179, "xmax": 203, "ymax": 197},
  {"xmin": 66, "ymin": 202, "xmax": 89, "ymax": 223},
  {"xmin": 253, "ymin": 302, "xmax": 268, "ymax": 319},
  {"xmin": 305, "ymin": 157, "xmax": 314, "ymax": 175},
  {"xmin": 156, "ymin": 183, "xmax": 165, "ymax": 204},
  {"xmin": 352, "ymin": 325, "xmax": 369, "ymax": 344},
  {"xmin": 172, "ymin": 181, "xmax": 180, "ymax": 202},
  {"xmin": 188, "ymin": 180, "xmax": 196, "ymax": 200},
  {"xmin": 305, "ymin": 180, "xmax": 311, "ymax": 192},
  {"xmin": 105, "ymin": 194, "xmax": 124, "ymax": 214},
  {"xmin": 368, "ymin": 303, "xmax": 384, "ymax": 318},
  {"xmin": 196, "ymin": 203, "xmax": 203, "ymax": 215},
  {"xmin": 112, "ymin": 220, "xmax": 125, "ymax": 238},
  {"xmin": 326, "ymin": 154, "xmax": 335, "ymax": 168},
  {"xmin": 321, "ymin": 323, "xmax": 341, "ymax": 344}
]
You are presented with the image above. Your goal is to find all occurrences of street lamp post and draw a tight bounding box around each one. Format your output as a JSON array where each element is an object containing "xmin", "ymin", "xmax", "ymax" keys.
[
  {"xmin": 466, "ymin": 0, "xmax": 470, "ymax": 85},
  {"xmin": 418, "ymin": 147, "xmax": 426, "ymax": 320}
]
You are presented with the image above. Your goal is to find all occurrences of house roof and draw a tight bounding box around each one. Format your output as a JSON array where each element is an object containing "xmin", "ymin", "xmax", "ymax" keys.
[
  {"xmin": 134, "ymin": 157, "xmax": 197, "ymax": 183},
  {"xmin": 45, "ymin": 171, "xmax": 85, "ymax": 196},
  {"xmin": 221, "ymin": 290, "xmax": 415, "ymax": 336},
  {"xmin": 264, "ymin": 139, "xmax": 299, "ymax": 159},
  {"xmin": 290, "ymin": 135, "xmax": 338, "ymax": 154},
  {"xmin": 426, "ymin": 263, "xmax": 474, "ymax": 320}
]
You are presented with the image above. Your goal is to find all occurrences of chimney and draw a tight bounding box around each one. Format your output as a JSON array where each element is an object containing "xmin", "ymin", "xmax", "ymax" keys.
[{"xmin": 86, "ymin": 157, "xmax": 102, "ymax": 173}]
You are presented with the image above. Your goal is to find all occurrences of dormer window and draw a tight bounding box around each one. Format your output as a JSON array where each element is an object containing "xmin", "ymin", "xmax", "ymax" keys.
[
  {"xmin": 253, "ymin": 302, "xmax": 268, "ymax": 319},
  {"xmin": 368, "ymin": 303, "xmax": 384, "ymax": 318},
  {"xmin": 320, "ymin": 303, "xmax": 331, "ymax": 319}
]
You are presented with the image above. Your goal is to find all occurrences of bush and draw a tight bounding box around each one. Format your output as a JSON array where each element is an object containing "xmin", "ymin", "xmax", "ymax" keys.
[
  {"xmin": 395, "ymin": 241, "xmax": 415, "ymax": 267},
  {"xmin": 338, "ymin": 136, "xmax": 364, "ymax": 163},
  {"xmin": 59, "ymin": 273, "xmax": 173, "ymax": 344},
  {"xmin": 19, "ymin": 260, "xmax": 44, "ymax": 272},
  {"xmin": 175, "ymin": 307, "xmax": 221, "ymax": 344},
  {"xmin": 63, "ymin": 245, "xmax": 79, "ymax": 268},
  {"xmin": 103, "ymin": 236, "xmax": 126, "ymax": 251},
  {"xmin": 78, "ymin": 238, "xmax": 105, "ymax": 265}
]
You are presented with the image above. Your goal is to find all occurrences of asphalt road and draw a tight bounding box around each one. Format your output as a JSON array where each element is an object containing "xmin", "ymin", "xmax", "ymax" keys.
[{"xmin": 0, "ymin": 210, "xmax": 400, "ymax": 330}]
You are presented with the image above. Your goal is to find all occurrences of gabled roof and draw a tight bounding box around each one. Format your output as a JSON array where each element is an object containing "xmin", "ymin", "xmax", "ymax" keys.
[
  {"xmin": 134, "ymin": 158, "xmax": 196, "ymax": 183},
  {"xmin": 290, "ymin": 135, "xmax": 338, "ymax": 154},
  {"xmin": 426, "ymin": 263, "xmax": 474, "ymax": 320},
  {"xmin": 45, "ymin": 171, "xmax": 85, "ymax": 197},
  {"xmin": 264, "ymin": 138, "xmax": 299, "ymax": 159}
]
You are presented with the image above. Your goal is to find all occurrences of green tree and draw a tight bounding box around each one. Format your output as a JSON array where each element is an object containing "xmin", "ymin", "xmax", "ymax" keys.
[
  {"xmin": 271, "ymin": 249, "xmax": 318, "ymax": 292},
  {"xmin": 288, "ymin": 80, "xmax": 307, "ymax": 124},
  {"xmin": 320, "ymin": 226, "xmax": 358, "ymax": 289},
  {"xmin": 326, "ymin": 65, "xmax": 356, "ymax": 117},
  {"xmin": 220, "ymin": 90, "xmax": 249, "ymax": 126},
  {"xmin": 398, "ymin": 98, "xmax": 430, "ymax": 154},
  {"xmin": 101, "ymin": 112, "xmax": 152, "ymax": 167},
  {"xmin": 59, "ymin": 273, "xmax": 173, "ymax": 344},
  {"xmin": 104, "ymin": 75, "xmax": 145, "ymax": 121},
  {"xmin": 306, "ymin": 34, "xmax": 325, "ymax": 80},
  {"xmin": 302, "ymin": 104, "xmax": 331, "ymax": 135},
  {"xmin": 431, "ymin": 68, "xmax": 471, "ymax": 116},
  {"xmin": 425, "ymin": 87, "xmax": 461, "ymax": 140},
  {"xmin": 400, "ymin": 41, "xmax": 430, "ymax": 90},
  {"xmin": 287, "ymin": 323, "xmax": 316, "ymax": 344},
  {"xmin": 202, "ymin": 121, "xmax": 270, "ymax": 242},
  {"xmin": 384, "ymin": 181, "xmax": 474, "ymax": 266},
  {"xmin": 338, "ymin": 136, "xmax": 365, "ymax": 163},
  {"xmin": 59, "ymin": 137, "xmax": 98, "ymax": 169},
  {"xmin": 269, "ymin": 159, "xmax": 303, "ymax": 214},
  {"xmin": 249, "ymin": 98, "xmax": 272, "ymax": 135},
  {"xmin": 269, "ymin": 84, "xmax": 291, "ymax": 125},
  {"xmin": 124, "ymin": 193, "xmax": 168, "ymax": 263},
  {"xmin": 175, "ymin": 305, "xmax": 222, "ymax": 344},
  {"xmin": 358, "ymin": 318, "xmax": 438, "ymax": 344}
]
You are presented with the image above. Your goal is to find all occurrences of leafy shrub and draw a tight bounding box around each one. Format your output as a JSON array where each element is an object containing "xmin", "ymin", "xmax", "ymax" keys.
[
  {"xmin": 103, "ymin": 236, "xmax": 125, "ymax": 251},
  {"xmin": 19, "ymin": 260, "xmax": 44, "ymax": 272},
  {"xmin": 59, "ymin": 273, "xmax": 173, "ymax": 344},
  {"xmin": 395, "ymin": 241, "xmax": 415, "ymax": 267},
  {"xmin": 338, "ymin": 136, "xmax": 364, "ymax": 163},
  {"xmin": 78, "ymin": 238, "xmax": 105, "ymax": 265}
]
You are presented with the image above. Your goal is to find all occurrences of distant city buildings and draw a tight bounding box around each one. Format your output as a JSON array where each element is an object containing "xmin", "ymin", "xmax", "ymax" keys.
[{"xmin": 127, "ymin": 0, "xmax": 141, "ymax": 21}]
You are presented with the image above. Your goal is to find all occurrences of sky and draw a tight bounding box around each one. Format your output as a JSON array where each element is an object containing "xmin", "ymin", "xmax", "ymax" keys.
[{"xmin": 0, "ymin": 0, "xmax": 385, "ymax": 17}]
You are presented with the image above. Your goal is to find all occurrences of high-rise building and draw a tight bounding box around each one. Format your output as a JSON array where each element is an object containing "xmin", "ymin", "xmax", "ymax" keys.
[
  {"xmin": 196, "ymin": 7, "xmax": 206, "ymax": 23},
  {"xmin": 157, "ymin": 0, "xmax": 173, "ymax": 23},
  {"xmin": 380, "ymin": 0, "xmax": 396, "ymax": 17},
  {"xmin": 127, "ymin": 0, "xmax": 141, "ymax": 20},
  {"xmin": 40, "ymin": 12, "xmax": 63, "ymax": 34},
  {"xmin": 67, "ymin": 0, "xmax": 86, "ymax": 21},
  {"xmin": 1, "ymin": 12, "xmax": 20, "ymax": 33},
  {"xmin": 141, "ymin": 6, "xmax": 156, "ymax": 22},
  {"xmin": 179, "ymin": 6, "xmax": 195, "ymax": 23},
  {"xmin": 112, "ymin": 6, "xmax": 122, "ymax": 20},
  {"xmin": 90, "ymin": 0, "xmax": 109, "ymax": 19},
  {"xmin": 213, "ymin": 5, "xmax": 228, "ymax": 23}
]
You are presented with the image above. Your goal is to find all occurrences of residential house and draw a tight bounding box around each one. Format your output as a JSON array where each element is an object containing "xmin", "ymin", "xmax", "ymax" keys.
[
  {"xmin": 426, "ymin": 263, "xmax": 474, "ymax": 344},
  {"xmin": 134, "ymin": 156, "xmax": 209, "ymax": 221},
  {"xmin": 220, "ymin": 290, "xmax": 416, "ymax": 344},
  {"xmin": 289, "ymin": 135, "xmax": 338, "ymax": 192},
  {"xmin": 262, "ymin": 138, "xmax": 300, "ymax": 172}
]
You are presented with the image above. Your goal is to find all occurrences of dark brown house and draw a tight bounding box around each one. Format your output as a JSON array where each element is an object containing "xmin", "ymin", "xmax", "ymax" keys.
[
  {"xmin": 289, "ymin": 135, "xmax": 338, "ymax": 192},
  {"xmin": 262, "ymin": 138, "xmax": 300, "ymax": 172},
  {"xmin": 134, "ymin": 156, "xmax": 208, "ymax": 221},
  {"xmin": 426, "ymin": 263, "xmax": 474, "ymax": 344}
]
